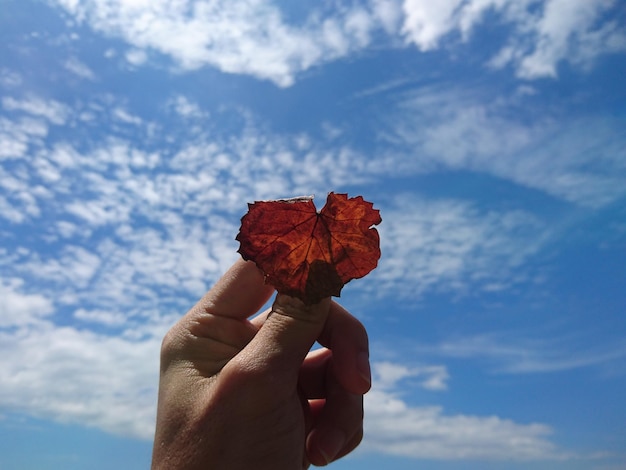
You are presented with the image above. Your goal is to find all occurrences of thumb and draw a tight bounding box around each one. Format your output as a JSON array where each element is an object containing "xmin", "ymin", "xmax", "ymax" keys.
[
  {"xmin": 229, "ymin": 294, "xmax": 330, "ymax": 389},
  {"xmin": 267, "ymin": 294, "xmax": 331, "ymax": 362}
]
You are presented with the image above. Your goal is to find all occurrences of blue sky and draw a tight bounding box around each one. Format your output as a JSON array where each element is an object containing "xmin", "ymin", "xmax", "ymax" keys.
[{"xmin": 1, "ymin": 0, "xmax": 625, "ymax": 468}]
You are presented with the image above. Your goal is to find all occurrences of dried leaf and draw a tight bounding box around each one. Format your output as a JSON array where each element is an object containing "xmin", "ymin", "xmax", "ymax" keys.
[{"xmin": 236, "ymin": 192, "xmax": 381, "ymax": 304}]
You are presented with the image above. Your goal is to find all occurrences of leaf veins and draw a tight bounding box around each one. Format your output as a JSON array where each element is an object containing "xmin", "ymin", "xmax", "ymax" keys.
[{"xmin": 236, "ymin": 192, "xmax": 381, "ymax": 304}]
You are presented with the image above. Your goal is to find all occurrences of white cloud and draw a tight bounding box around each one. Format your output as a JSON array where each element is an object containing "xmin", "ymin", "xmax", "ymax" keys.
[
  {"xmin": 0, "ymin": 321, "xmax": 161, "ymax": 439},
  {"xmin": 0, "ymin": 115, "xmax": 50, "ymax": 161},
  {"xmin": 0, "ymin": 135, "xmax": 52, "ymax": 220},
  {"xmin": 0, "ymin": 68, "xmax": 22, "ymax": 88},
  {"xmin": 498, "ymin": 0, "xmax": 626, "ymax": 79},
  {"xmin": 374, "ymin": 361, "xmax": 449, "ymax": 391},
  {"xmin": 2, "ymin": 95, "xmax": 70, "ymax": 125},
  {"xmin": 370, "ymin": 0, "xmax": 403, "ymax": 34},
  {"xmin": 401, "ymin": 0, "xmax": 625, "ymax": 79},
  {"xmin": 73, "ymin": 308, "xmax": 129, "ymax": 326},
  {"xmin": 0, "ymin": 195, "xmax": 26, "ymax": 223},
  {"xmin": 381, "ymin": 86, "xmax": 626, "ymax": 208},
  {"xmin": 112, "ymin": 107, "xmax": 143, "ymax": 125},
  {"xmin": 5, "ymin": 86, "xmax": 617, "ymax": 323},
  {"xmin": 1, "ymin": 91, "xmax": 567, "ymax": 325},
  {"xmin": 0, "ymin": 279, "xmax": 54, "ymax": 327},
  {"xmin": 373, "ymin": 195, "xmax": 548, "ymax": 298},
  {"xmin": 64, "ymin": 57, "xmax": 97, "ymax": 80},
  {"xmin": 0, "ymin": 88, "xmax": 614, "ymax": 450},
  {"xmin": 54, "ymin": 221, "xmax": 84, "ymax": 238},
  {"xmin": 1, "ymin": 5, "xmax": 623, "ymax": 460},
  {"xmin": 401, "ymin": 0, "xmax": 461, "ymax": 50},
  {"xmin": 125, "ymin": 48, "xmax": 148, "ymax": 66},
  {"xmin": 43, "ymin": 246, "xmax": 101, "ymax": 287},
  {"xmin": 417, "ymin": 365, "xmax": 449, "ymax": 391},
  {"xmin": 361, "ymin": 360, "xmax": 567, "ymax": 460},
  {"xmin": 49, "ymin": 0, "xmax": 385, "ymax": 87},
  {"xmin": 1, "ymin": 103, "xmax": 331, "ymax": 330},
  {"xmin": 65, "ymin": 198, "xmax": 132, "ymax": 226},
  {"xmin": 423, "ymin": 334, "xmax": 626, "ymax": 374},
  {"xmin": 363, "ymin": 395, "xmax": 563, "ymax": 460},
  {"xmin": 0, "ymin": 116, "xmax": 49, "ymax": 142},
  {"xmin": 42, "ymin": 0, "xmax": 626, "ymax": 85},
  {"xmin": 167, "ymin": 95, "xmax": 208, "ymax": 120}
]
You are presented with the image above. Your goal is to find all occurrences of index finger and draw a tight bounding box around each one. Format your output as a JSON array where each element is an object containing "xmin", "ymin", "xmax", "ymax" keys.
[
  {"xmin": 317, "ymin": 301, "xmax": 371, "ymax": 394},
  {"xmin": 194, "ymin": 258, "xmax": 275, "ymax": 319}
]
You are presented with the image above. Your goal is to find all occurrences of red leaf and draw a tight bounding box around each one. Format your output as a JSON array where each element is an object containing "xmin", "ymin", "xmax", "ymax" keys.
[{"xmin": 236, "ymin": 192, "xmax": 382, "ymax": 304}]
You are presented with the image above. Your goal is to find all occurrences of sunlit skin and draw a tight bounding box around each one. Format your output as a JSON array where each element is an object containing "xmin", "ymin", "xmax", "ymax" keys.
[{"xmin": 151, "ymin": 259, "xmax": 371, "ymax": 469}]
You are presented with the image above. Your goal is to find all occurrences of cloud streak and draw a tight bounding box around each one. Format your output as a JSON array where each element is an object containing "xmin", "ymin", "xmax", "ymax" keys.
[
  {"xmin": 379, "ymin": 85, "xmax": 626, "ymax": 208},
  {"xmin": 422, "ymin": 333, "xmax": 626, "ymax": 374}
]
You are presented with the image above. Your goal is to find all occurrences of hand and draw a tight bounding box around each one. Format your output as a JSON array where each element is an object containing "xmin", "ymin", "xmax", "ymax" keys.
[{"xmin": 151, "ymin": 259, "xmax": 371, "ymax": 469}]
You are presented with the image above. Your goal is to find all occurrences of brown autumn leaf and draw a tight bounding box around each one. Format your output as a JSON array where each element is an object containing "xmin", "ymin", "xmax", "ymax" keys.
[{"xmin": 236, "ymin": 192, "xmax": 382, "ymax": 304}]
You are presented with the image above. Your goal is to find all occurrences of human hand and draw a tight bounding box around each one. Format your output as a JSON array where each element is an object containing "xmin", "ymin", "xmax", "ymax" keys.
[{"xmin": 151, "ymin": 259, "xmax": 371, "ymax": 469}]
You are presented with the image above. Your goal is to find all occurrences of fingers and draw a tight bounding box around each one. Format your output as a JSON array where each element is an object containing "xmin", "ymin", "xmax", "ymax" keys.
[
  {"xmin": 317, "ymin": 301, "xmax": 371, "ymax": 394},
  {"xmin": 305, "ymin": 362, "xmax": 364, "ymax": 466},
  {"xmin": 241, "ymin": 297, "xmax": 370, "ymax": 399},
  {"xmin": 224, "ymin": 294, "xmax": 331, "ymax": 395},
  {"xmin": 296, "ymin": 303, "xmax": 370, "ymax": 466},
  {"xmin": 299, "ymin": 351, "xmax": 367, "ymax": 465},
  {"xmin": 194, "ymin": 258, "xmax": 275, "ymax": 320},
  {"xmin": 163, "ymin": 259, "xmax": 272, "ymax": 372},
  {"xmin": 192, "ymin": 259, "xmax": 369, "ymax": 420}
]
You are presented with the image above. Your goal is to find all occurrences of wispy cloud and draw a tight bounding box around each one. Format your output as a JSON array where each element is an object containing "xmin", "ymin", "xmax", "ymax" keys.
[
  {"xmin": 417, "ymin": 333, "xmax": 626, "ymax": 374},
  {"xmin": 0, "ymin": 68, "xmax": 22, "ymax": 88},
  {"xmin": 0, "ymin": 85, "xmax": 616, "ymax": 448},
  {"xmin": 401, "ymin": 0, "xmax": 626, "ymax": 79},
  {"xmin": 112, "ymin": 107, "xmax": 143, "ymax": 126},
  {"xmin": 73, "ymin": 308, "xmax": 128, "ymax": 327},
  {"xmin": 0, "ymin": 89, "xmax": 563, "ymax": 319},
  {"xmin": 47, "ymin": 0, "xmax": 626, "ymax": 86},
  {"xmin": 64, "ymin": 57, "xmax": 96, "ymax": 80},
  {"xmin": 489, "ymin": 0, "xmax": 626, "ymax": 78},
  {"xmin": 0, "ymin": 92, "xmax": 376, "ymax": 318},
  {"xmin": 2, "ymin": 3, "xmax": 624, "ymax": 465},
  {"xmin": 372, "ymin": 194, "xmax": 549, "ymax": 298},
  {"xmin": 124, "ymin": 48, "xmax": 148, "ymax": 66},
  {"xmin": 167, "ymin": 95, "xmax": 209, "ymax": 120},
  {"xmin": 379, "ymin": 85, "xmax": 626, "ymax": 208},
  {"xmin": 361, "ymin": 360, "xmax": 568, "ymax": 460},
  {"xmin": 2, "ymin": 95, "xmax": 70, "ymax": 125},
  {"xmin": 374, "ymin": 361, "xmax": 450, "ymax": 391}
]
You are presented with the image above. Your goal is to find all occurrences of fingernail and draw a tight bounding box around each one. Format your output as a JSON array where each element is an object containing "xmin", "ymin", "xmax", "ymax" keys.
[
  {"xmin": 319, "ymin": 428, "xmax": 346, "ymax": 464},
  {"xmin": 357, "ymin": 351, "xmax": 371, "ymax": 387}
]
